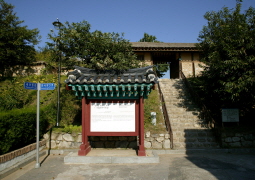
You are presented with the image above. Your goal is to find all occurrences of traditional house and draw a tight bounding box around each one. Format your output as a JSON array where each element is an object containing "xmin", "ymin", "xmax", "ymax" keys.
[{"xmin": 131, "ymin": 42, "xmax": 203, "ymax": 78}]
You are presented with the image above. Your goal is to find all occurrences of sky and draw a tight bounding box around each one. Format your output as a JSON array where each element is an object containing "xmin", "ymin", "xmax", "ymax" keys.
[{"xmin": 6, "ymin": 0, "xmax": 255, "ymax": 49}]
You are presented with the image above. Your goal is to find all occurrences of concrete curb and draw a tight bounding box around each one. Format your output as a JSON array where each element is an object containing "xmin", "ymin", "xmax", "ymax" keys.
[{"xmin": 0, "ymin": 151, "xmax": 46, "ymax": 179}]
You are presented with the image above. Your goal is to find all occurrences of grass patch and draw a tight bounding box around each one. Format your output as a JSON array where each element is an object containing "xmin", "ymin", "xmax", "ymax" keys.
[{"xmin": 144, "ymin": 86, "xmax": 167, "ymax": 134}]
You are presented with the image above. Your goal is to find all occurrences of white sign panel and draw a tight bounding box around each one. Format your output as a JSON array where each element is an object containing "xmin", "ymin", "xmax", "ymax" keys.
[
  {"xmin": 91, "ymin": 102, "xmax": 135, "ymax": 132},
  {"xmin": 222, "ymin": 109, "xmax": 239, "ymax": 122}
]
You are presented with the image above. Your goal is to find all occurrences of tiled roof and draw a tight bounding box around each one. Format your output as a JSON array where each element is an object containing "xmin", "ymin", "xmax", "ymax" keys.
[
  {"xmin": 65, "ymin": 65, "xmax": 158, "ymax": 85},
  {"xmin": 131, "ymin": 42, "xmax": 198, "ymax": 51},
  {"xmin": 131, "ymin": 42, "xmax": 197, "ymax": 48}
]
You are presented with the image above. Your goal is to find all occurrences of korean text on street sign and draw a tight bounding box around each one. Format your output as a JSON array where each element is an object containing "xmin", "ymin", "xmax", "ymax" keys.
[
  {"xmin": 24, "ymin": 82, "xmax": 37, "ymax": 90},
  {"xmin": 40, "ymin": 83, "xmax": 55, "ymax": 90}
]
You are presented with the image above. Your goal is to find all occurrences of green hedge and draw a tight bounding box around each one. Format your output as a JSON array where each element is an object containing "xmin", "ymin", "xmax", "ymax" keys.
[{"xmin": 0, "ymin": 107, "xmax": 49, "ymax": 155}]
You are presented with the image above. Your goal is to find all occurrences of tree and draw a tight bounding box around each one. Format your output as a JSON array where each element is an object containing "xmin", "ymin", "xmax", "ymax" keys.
[
  {"xmin": 47, "ymin": 21, "xmax": 143, "ymax": 72},
  {"xmin": 0, "ymin": 0, "xmax": 40, "ymax": 77},
  {"xmin": 197, "ymin": 2, "xmax": 255, "ymax": 118},
  {"xmin": 138, "ymin": 33, "xmax": 161, "ymax": 42}
]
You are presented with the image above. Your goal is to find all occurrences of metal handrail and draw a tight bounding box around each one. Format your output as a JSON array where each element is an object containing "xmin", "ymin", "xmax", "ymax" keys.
[
  {"xmin": 157, "ymin": 82, "xmax": 174, "ymax": 149},
  {"xmin": 180, "ymin": 71, "xmax": 216, "ymax": 128}
]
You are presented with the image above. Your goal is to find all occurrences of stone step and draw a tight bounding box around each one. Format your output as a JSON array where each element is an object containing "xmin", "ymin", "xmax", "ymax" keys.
[{"xmin": 158, "ymin": 79, "xmax": 219, "ymax": 149}]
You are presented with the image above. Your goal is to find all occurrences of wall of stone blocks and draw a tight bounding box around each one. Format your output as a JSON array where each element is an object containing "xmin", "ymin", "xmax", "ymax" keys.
[
  {"xmin": 221, "ymin": 132, "xmax": 255, "ymax": 148},
  {"xmin": 181, "ymin": 61, "xmax": 193, "ymax": 77},
  {"xmin": 43, "ymin": 131, "xmax": 172, "ymax": 150}
]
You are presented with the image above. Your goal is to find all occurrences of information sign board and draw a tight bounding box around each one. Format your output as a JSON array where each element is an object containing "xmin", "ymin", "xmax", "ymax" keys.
[
  {"xmin": 40, "ymin": 83, "xmax": 55, "ymax": 90},
  {"xmin": 90, "ymin": 102, "xmax": 135, "ymax": 132},
  {"xmin": 24, "ymin": 82, "xmax": 37, "ymax": 90},
  {"xmin": 222, "ymin": 108, "xmax": 239, "ymax": 122}
]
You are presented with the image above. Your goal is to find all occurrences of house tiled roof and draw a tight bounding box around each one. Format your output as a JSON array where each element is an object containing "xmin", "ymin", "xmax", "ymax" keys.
[
  {"xmin": 131, "ymin": 42, "xmax": 198, "ymax": 51},
  {"xmin": 65, "ymin": 65, "xmax": 158, "ymax": 85}
]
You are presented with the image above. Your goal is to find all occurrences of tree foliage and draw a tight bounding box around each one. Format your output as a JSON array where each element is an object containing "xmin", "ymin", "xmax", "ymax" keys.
[
  {"xmin": 197, "ymin": 2, "xmax": 255, "ymax": 117},
  {"xmin": 47, "ymin": 21, "xmax": 142, "ymax": 72},
  {"xmin": 138, "ymin": 32, "xmax": 161, "ymax": 42},
  {"xmin": 0, "ymin": 0, "xmax": 40, "ymax": 77}
]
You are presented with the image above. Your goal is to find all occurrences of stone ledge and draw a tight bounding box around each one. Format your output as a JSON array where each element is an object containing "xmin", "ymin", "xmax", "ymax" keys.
[{"xmin": 64, "ymin": 150, "xmax": 159, "ymax": 164}]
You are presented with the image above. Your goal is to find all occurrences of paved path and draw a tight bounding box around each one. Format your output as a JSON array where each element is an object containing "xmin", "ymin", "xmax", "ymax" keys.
[{"xmin": 3, "ymin": 151, "xmax": 255, "ymax": 180}]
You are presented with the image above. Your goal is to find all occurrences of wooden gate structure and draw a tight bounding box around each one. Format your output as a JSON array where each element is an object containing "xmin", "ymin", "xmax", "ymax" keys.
[{"xmin": 65, "ymin": 66, "xmax": 158, "ymax": 156}]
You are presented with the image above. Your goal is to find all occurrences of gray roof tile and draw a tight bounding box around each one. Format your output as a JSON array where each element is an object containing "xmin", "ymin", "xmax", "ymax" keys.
[{"xmin": 65, "ymin": 65, "xmax": 158, "ymax": 85}]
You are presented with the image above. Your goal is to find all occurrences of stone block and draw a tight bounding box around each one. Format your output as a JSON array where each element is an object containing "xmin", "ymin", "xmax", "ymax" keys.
[
  {"xmin": 156, "ymin": 137, "xmax": 165, "ymax": 142},
  {"xmin": 235, "ymin": 133, "xmax": 242, "ymax": 137},
  {"xmin": 128, "ymin": 141, "xmax": 137, "ymax": 148},
  {"xmin": 119, "ymin": 136, "xmax": 128, "ymax": 141},
  {"xmin": 115, "ymin": 141, "xmax": 129, "ymax": 148},
  {"xmin": 46, "ymin": 140, "xmax": 57, "ymax": 149},
  {"xmin": 145, "ymin": 137, "xmax": 154, "ymax": 142},
  {"xmin": 241, "ymin": 141, "xmax": 253, "ymax": 147},
  {"xmin": 179, "ymin": 138, "xmax": 185, "ymax": 142},
  {"xmin": 232, "ymin": 137, "xmax": 241, "ymax": 142},
  {"xmin": 100, "ymin": 136, "xmax": 107, "ymax": 141},
  {"xmin": 165, "ymin": 134, "xmax": 170, "ymax": 139},
  {"xmin": 152, "ymin": 140, "xmax": 162, "ymax": 149},
  {"xmin": 71, "ymin": 142, "xmax": 80, "ymax": 148},
  {"xmin": 151, "ymin": 134, "xmax": 159, "ymax": 138},
  {"xmin": 144, "ymin": 141, "xmax": 152, "ymax": 148},
  {"xmin": 43, "ymin": 133, "xmax": 49, "ymax": 140},
  {"xmin": 229, "ymin": 142, "xmax": 241, "ymax": 147},
  {"xmin": 207, "ymin": 138, "xmax": 216, "ymax": 142},
  {"xmin": 197, "ymin": 138, "xmax": 206, "ymax": 142},
  {"xmin": 58, "ymin": 141, "xmax": 71, "ymax": 148},
  {"xmin": 225, "ymin": 137, "xmax": 232, "ymax": 143},
  {"xmin": 221, "ymin": 142, "xmax": 229, "ymax": 148},
  {"xmin": 56, "ymin": 134, "xmax": 63, "ymax": 141},
  {"xmin": 145, "ymin": 131, "xmax": 151, "ymax": 138},
  {"xmin": 77, "ymin": 134, "xmax": 82, "ymax": 143},
  {"xmin": 128, "ymin": 136, "xmax": 136, "ymax": 141},
  {"xmin": 105, "ymin": 141, "xmax": 115, "ymax": 148},
  {"xmin": 243, "ymin": 134, "xmax": 254, "ymax": 141},
  {"xmin": 186, "ymin": 138, "xmax": 197, "ymax": 142},
  {"xmin": 221, "ymin": 133, "xmax": 227, "ymax": 138},
  {"xmin": 94, "ymin": 141, "xmax": 105, "ymax": 148},
  {"xmin": 51, "ymin": 132, "xmax": 59, "ymax": 140},
  {"xmin": 163, "ymin": 139, "xmax": 171, "ymax": 149},
  {"xmin": 197, "ymin": 132, "xmax": 207, "ymax": 136},
  {"xmin": 90, "ymin": 136, "xmax": 100, "ymax": 141},
  {"xmin": 63, "ymin": 133, "xmax": 74, "ymax": 142},
  {"xmin": 108, "ymin": 136, "xmax": 119, "ymax": 141}
]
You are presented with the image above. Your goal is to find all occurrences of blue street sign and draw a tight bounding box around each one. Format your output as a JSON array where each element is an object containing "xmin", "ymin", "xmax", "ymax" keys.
[
  {"xmin": 24, "ymin": 82, "xmax": 38, "ymax": 90},
  {"xmin": 40, "ymin": 83, "xmax": 55, "ymax": 90}
]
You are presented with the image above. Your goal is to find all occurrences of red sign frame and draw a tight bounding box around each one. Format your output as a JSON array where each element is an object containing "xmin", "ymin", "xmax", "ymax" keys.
[{"xmin": 78, "ymin": 97, "xmax": 145, "ymax": 156}]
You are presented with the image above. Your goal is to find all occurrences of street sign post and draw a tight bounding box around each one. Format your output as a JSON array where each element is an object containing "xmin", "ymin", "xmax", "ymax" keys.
[{"xmin": 24, "ymin": 82, "xmax": 55, "ymax": 168}]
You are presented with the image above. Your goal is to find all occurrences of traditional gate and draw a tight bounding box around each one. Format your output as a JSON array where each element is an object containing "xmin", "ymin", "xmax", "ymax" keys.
[{"xmin": 65, "ymin": 66, "xmax": 158, "ymax": 156}]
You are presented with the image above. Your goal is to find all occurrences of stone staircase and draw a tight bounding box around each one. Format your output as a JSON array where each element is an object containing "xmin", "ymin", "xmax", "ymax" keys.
[{"xmin": 159, "ymin": 79, "xmax": 219, "ymax": 149}]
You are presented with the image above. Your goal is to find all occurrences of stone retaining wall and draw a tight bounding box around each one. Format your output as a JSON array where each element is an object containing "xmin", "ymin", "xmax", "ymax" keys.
[
  {"xmin": 43, "ymin": 131, "xmax": 172, "ymax": 149},
  {"xmin": 221, "ymin": 132, "xmax": 255, "ymax": 148}
]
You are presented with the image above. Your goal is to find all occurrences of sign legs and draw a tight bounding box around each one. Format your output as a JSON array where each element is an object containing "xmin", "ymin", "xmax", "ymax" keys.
[
  {"xmin": 78, "ymin": 97, "xmax": 91, "ymax": 156},
  {"xmin": 138, "ymin": 97, "xmax": 146, "ymax": 156}
]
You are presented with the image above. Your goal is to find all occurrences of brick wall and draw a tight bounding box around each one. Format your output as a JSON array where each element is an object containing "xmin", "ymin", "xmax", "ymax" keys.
[{"xmin": 0, "ymin": 139, "xmax": 46, "ymax": 164}]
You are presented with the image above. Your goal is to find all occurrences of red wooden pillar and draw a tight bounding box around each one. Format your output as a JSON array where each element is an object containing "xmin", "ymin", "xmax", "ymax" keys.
[
  {"xmin": 78, "ymin": 97, "xmax": 91, "ymax": 156},
  {"xmin": 138, "ymin": 97, "xmax": 146, "ymax": 156}
]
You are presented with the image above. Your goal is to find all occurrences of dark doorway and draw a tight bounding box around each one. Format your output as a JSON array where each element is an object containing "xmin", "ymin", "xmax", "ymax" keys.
[{"xmin": 152, "ymin": 52, "xmax": 179, "ymax": 79}]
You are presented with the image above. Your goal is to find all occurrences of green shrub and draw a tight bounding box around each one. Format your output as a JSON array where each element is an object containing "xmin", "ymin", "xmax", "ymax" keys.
[
  {"xmin": 52, "ymin": 125, "xmax": 82, "ymax": 134},
  {"xmin": 0, "ymin": 107, "xmax": 49, "ymax": 155}
]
